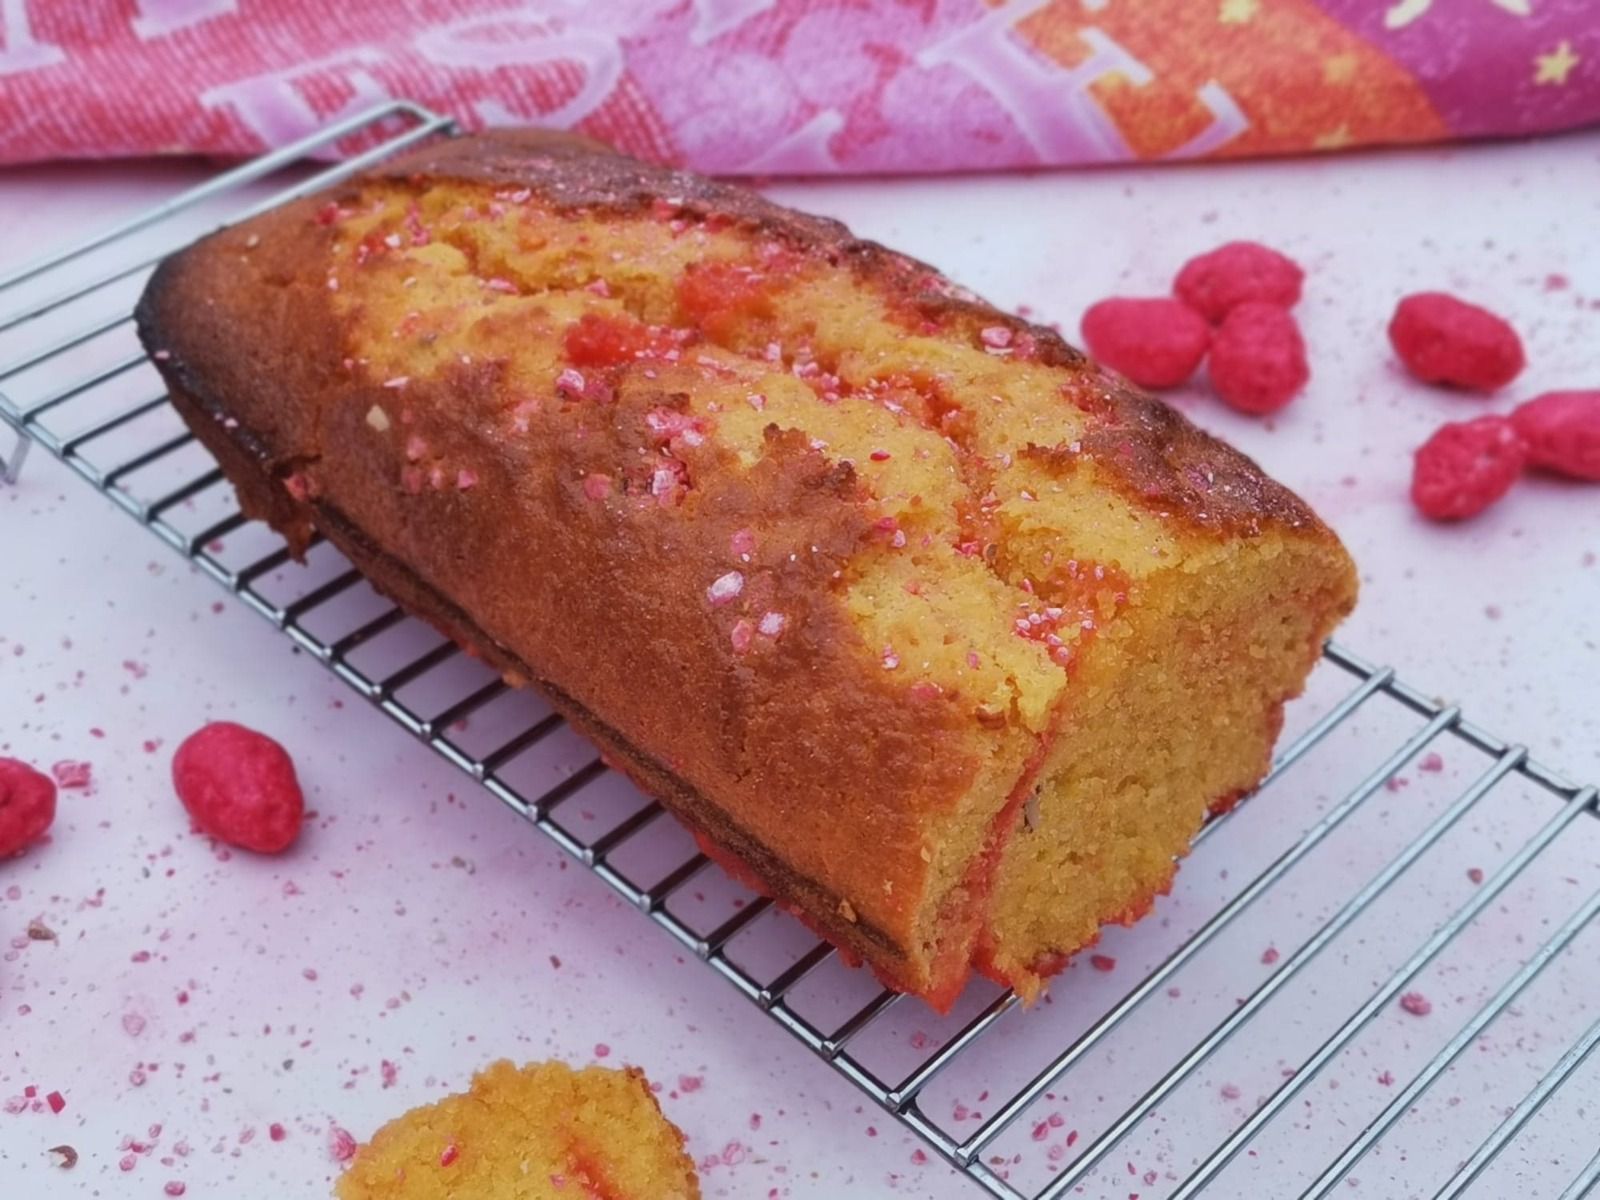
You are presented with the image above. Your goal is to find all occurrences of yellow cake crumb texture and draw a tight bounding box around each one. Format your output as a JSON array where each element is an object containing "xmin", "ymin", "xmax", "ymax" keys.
[{"xmin": 334, "ymin": 1060, "xmax": 699, "ymax": 1200}]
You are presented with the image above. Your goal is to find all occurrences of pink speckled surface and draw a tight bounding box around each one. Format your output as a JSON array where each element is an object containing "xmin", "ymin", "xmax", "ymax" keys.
[{"xmin": 2, "ymin": 132, "xmax": 1598, "ymax": 1199}]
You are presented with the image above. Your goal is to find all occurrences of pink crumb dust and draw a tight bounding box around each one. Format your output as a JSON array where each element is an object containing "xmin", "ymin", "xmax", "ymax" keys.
[
  {"xmin": 1261, "ymin": 947, "xmax": 1280, "ymax": 965},
  {"xmin": 164, "ymin": 1183, "xmax": 186, "ymax": 1196},
  {"xmin": 1400, "ymin": 991, "xmax": 1433, "ymax": 1016},
  {"xmin": 594, "ymin": 1043, "xmax": 611, "ymax": 1059},
  {"xmin": 1467, "ymin": 867, "xmax": 1485, "ymax": 884},
  {"xmin": 1419, "ymin": 752, "xmax": 1445, "ymax": 772}
]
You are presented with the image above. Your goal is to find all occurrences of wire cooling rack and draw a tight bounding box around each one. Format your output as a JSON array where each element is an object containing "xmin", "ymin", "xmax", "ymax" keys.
[{"xmin": 3, "ymin": 104, "xmax": 1598, "ymax": 1199}]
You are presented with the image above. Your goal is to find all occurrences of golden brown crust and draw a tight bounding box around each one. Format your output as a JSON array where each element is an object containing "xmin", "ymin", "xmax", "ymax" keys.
[
  {"xmin": 135, "ymin": 129, "xmax": 1351, "ymax": 1007},
  {"xmin": 364, "ymin": 129, "xmax": 1326, "ymax": 539}
]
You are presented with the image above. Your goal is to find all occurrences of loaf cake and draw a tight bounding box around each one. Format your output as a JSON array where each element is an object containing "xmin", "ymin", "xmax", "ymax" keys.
[
  {"xmin": 136, "ymin": 130, "xmax": 1357, "ymax": 1008},
  {"xmin": 335, "ymin": 1060, "xmax": 699, "ymax": 1199}
]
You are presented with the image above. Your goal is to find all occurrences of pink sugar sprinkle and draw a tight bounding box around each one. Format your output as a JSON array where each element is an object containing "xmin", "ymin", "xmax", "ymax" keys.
[
  {"xmin": 46, "ymin": 1091, "xmax": 64, "ymax": 1113},
  {"xmin": 119, "ymin": 1154, "xmax": 136, "ymax": 1172},
  {"xmin": 582, "ymin": 472, "xmax": 612, "ymax": 501},
  {"xmin": 730, "ymin": 529, "xmax": 756, "ymax": 558},
  {"xmin": 269, "ymin": 1123, "xmax": 286, "ymax": 1142},
  {"xmin": 1467, "ymin": 867, "xmax": 1484, "ymax": 884},
  {"xmin": 329, "ymin": 1125, "xmax": 357, "ymax": 1162},
  {"xmin": 122, "ymin": 1013, "xmax": 146, "ymax": 1037},
  {"xmin": 730, "ymin": 620, "xmax": 756, "ymax": 653},
  {"xmin": 1220, "ymin": 1083, "xmax": 1241, "ymax": 1100},
  {"xmin": 1032, "ymin": 1120, "xmax": 1050, "ymax": 1141},
  {"xmin": 594, "ymin": 1043, "xmax": 611, "ymax": 1059},
  {"xmin": 707, "ymin": 571, "xmax": 745, "ymax": 606},
  {"xmin": 966, "ymin": 650, "xmax": 981, "ymax": 669},
  {"xmin": 1089, "ymin": 954, "xmax": 1116, "ymax": 972},
  {"xmin": 484, "ymin": 277, "xmax": 517, "ymax": 294},
  {"xmin": 651, "ymin": 463, "xmax": 685, "ymax": 500},
  {"xmin": 911, "ymin": 1149, "xmax": 928, "ymax": 1165},
  {"xmin": 980, "ymin": 325, "xmax": 1013, "ymax": 349},
  {"xmin": 678, "ymin": 1074, "xmax": 703, "ymax": 1093},
  {"xmin": 747, "ymin": 392, "xmax": 767, "ymax": 410},
  {"xmin": 302, "ymin": 967, "xmax": 318, "ymax": 981},
  {"xmin": 1400, "ymin": 992, "xmax": 1432, "ymax": 1016},
  {"xmin": 1261, "ymin": 947, "xmax": 1280, "ymax": 965},
  {"xmin": 556, "ymin": 367, "xmax": 587, "ymax": 397},
  {"xmin": 439, "ymin": 1142, "xmax": 459, "ymax": 1167},
  {"xmin": 757, "ymin": 611, "xmax": 786, "ymax": 638},
  {"xmin": 722, "ymin": 1141, "xmax": 747, "ymax": 1166},
  {"xmin": 870, "ymin": 449, "xmax": 892, "ymax": 461},
  {"xmin": 52, "ymin": 761, "xmax": 91, "ymax": 789},
  {"xmin": 404, "ymin": 434, "xmax": 428, "ymax": 462},
  {"xmin": 164, "ymin": 1183, "xmax": 186, "ymax": 1196},
  {"xmin": 1419, "ymin": 752, "xmax": 1444, "ymax": 772},
  {"xmin": 882, "ymin": 647, "xmax": 900, "ymax": 670},
  {"xmin": 456, "ymin": 468, "xmax": 478, "ymax": 491}
]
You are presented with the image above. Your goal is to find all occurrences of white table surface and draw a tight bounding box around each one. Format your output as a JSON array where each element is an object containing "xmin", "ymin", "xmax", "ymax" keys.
[{"xmin": 2, "ymin": 130, "xmax": 1597, "ymax": 1200}]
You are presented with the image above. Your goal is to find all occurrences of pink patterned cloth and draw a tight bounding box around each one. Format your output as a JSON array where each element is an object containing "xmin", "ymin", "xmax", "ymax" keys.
[{"xmin": 0, "ymin": 1, "xmax": 1595, "ymax": 174}]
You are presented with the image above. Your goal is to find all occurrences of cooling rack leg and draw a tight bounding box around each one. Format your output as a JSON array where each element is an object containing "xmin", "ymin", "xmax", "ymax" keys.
[{"xmin": 1, "ymin": 425, "xmax": 32, "ymax": 485}]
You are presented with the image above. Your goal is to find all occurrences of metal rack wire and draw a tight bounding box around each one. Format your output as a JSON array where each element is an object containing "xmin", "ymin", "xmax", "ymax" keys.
[{"xmin": 3, "ymin": 104, "xmax": 1597, "ymax": 1199}]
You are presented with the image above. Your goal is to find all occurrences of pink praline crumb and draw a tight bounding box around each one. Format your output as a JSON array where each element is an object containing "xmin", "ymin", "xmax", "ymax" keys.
[
  {"xmin": 329, "ymin": 1125, "xmax": 357, "ymax": 1162},
  {"xmin": 706, "ymin": 571, "xmax": 744, "ymax": 606},
  {"xmin": 52, "ymin": 761, "xmax": 92, "ymax": 789},
  {"xmin": 730, "ymin": 620, "xmax": 755, "ymax": 655},
  {"xmin": 1400, "ymin": 991, "xmax": 1432, "ymax": 1016}
]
